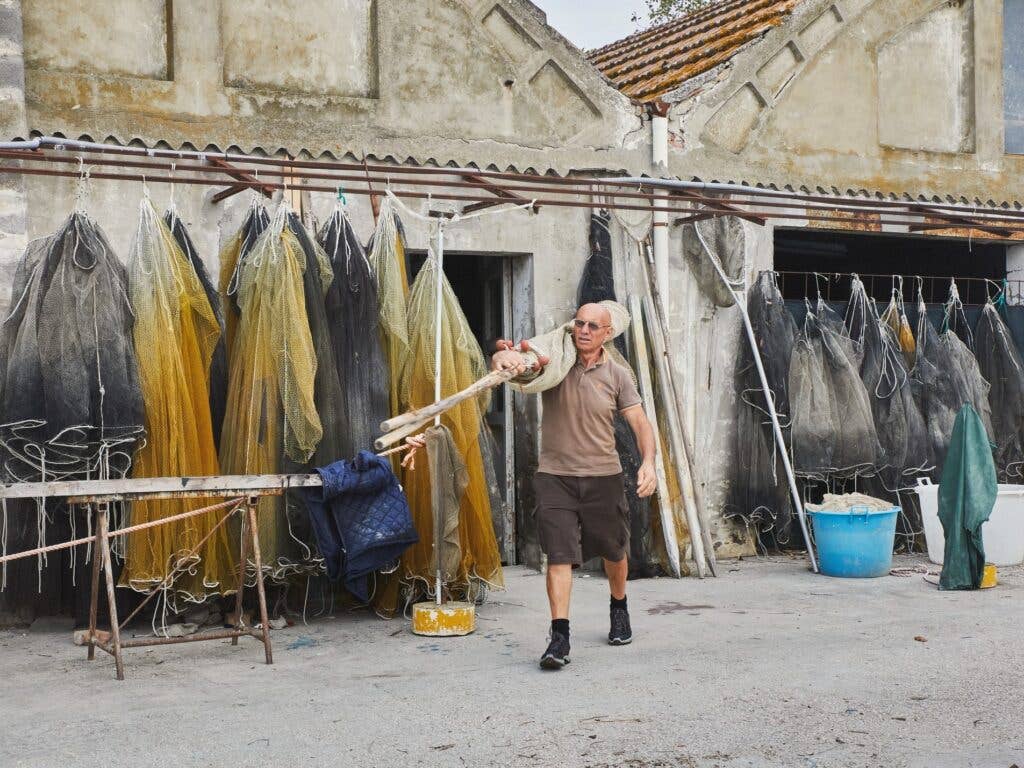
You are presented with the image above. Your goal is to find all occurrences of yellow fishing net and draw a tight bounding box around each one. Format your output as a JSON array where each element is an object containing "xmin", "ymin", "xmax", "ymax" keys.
[
  {"xmin": 121, "ymin": 198, "xmax": 236, "ymax": 606},
  {"xmin": 395, "ymin": 251, "xmax": 504, "ymax": 601},
  {"xmin": 366, "ymin": 196, "xmax": 410, "ymax": 419},
  {"xmin": 219, "ymin": 204, "xmax": 323, "ymax": 582}
]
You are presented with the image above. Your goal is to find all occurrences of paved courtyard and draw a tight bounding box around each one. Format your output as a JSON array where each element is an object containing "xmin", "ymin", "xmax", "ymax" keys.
[{"xmin": 2, "ymin": 555, "xmax": 1022, "ymax": 768}]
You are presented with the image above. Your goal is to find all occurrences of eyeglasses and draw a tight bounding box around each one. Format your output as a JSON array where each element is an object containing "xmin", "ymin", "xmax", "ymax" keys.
[{"xmin": 573, "ymin": 319, "xmax": 610, "ymax": 332}]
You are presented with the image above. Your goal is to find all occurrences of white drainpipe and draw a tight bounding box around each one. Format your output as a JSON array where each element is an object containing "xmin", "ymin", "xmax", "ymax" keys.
[{"xmin": 650, "ymin": 103, "xmax": 670, "ymax": 292}]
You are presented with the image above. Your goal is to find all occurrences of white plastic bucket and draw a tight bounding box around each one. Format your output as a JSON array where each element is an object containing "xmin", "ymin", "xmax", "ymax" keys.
[{"xmin": 915, "ymin": 478, "xmax": 1024, "ymax": 566}]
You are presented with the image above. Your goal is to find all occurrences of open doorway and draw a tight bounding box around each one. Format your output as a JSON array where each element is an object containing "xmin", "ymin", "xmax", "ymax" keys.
[{"xmin": 407, "ymin": 251, "xmax": 526, "ymax": 564}]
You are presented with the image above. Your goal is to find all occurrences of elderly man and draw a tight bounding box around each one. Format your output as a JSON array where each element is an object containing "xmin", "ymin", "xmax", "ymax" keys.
[{"xmin": 492, "ymin": 302, "xmax": 656, "ymax": 670}]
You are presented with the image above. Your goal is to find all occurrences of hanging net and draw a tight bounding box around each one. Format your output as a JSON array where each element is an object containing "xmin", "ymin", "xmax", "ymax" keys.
[
  {"xmin": 392, "ymin": 249, "xmax": 504, "ymax": 607},
  {"xmin": 681, "ymin": 216, "xmax": 745, "ymax": 308},
  {"xmin": 164, "ymin": 207, "xmax": 229, "ymax": 450},
  {"xmin": 219, "ymin": 199, "xmax": 270, "ymax": 362},
  {"xmin": 366, "ymin": 196, "xmax": 410, "ymax": 420},
  {"xmin": 120, "ymin": 198, "xmax": 236, "ymax": 607},
  {"xmin": 728, "ymin": 271, "xmax": 799, "ymax": 547},
  {"xmin": 317, "ymin": 206, "xmax": 391, "ymax": 457},
  {"xmin": 850, "ymin": 277, "xmax": 929, "ymax": 483},
  {"xmin": 914, "ymin": 289, "xmax": 992, "ymax": 478},
  {"xmin": 219, "ymin": 203, "xmax": 323, "ymax": 583},
  {"xmin": 285, "ymin": 212, "xmax": 344, "ymax": 466},
  {"xmin": 0, "ymin": 213, "xmax": 144, "ymax": 622},
  {"xmin": 974, "ymin": 301, "xmax": 1024, "ymax": 480},
  {"xmin": 789, "ymin": 309, "xmax": 878, "ymax": 479}
]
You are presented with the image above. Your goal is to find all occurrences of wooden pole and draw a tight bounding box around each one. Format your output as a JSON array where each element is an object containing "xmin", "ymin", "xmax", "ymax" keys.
[
  {"xmin": 375, "ymin": 368, "xmax": 517, "ymax": 450},
  {"xmin": 628, "ymin": 294, "xmax": 682, "ymax": 578},
  {"xmin": 379, "ymin": 368, "xmax": 516, "ymax": 434},
  {"xmin": 642, "ymin": 294, "xmax": 716, "ymax": 577},
  {"xmin": 97, "ymin": 503, "xmax": 126, "ymax": 680}
]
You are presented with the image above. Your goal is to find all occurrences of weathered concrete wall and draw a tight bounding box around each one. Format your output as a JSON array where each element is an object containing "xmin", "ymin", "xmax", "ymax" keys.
[
  {"xmin": 17, "ymin": 0, "xmax": 642, "ymax": 174},
  {"xmin": 0, "ymin": 0, "xmax": 26, "ymax": 308},
  {"xmin": 668, "ymin": 0, "xmax": 1017, "ymax": 204}
]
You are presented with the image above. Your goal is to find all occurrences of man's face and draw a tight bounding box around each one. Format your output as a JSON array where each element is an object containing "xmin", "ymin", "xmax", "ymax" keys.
[{"xmin": 572, "ymin": 304, "xmax": 612, "ymax": 355}]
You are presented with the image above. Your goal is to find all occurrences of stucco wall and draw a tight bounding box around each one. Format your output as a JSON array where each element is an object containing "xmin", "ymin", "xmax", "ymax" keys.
[
  {"xmin": 669, "ymin": 0, "xmax": 1019, "ymax": 204},
  {"xmin": 0, "ymin": 0, "xmax": 26, "ymax": 305},
  {"xmin": 17, "ymin": 0, "xmax": 642, "ymax": 174}
]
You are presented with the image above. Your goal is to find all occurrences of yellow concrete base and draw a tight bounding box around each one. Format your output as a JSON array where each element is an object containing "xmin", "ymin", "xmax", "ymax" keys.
[{"xmin": 411, "ymin": 601, "xmax": 475, "ymax": 636}]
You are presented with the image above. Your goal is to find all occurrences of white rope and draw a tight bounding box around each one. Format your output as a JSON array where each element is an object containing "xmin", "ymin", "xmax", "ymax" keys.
[{"xmin": 384, "ymin": 189, "xmax": 535, "ymax": 225}]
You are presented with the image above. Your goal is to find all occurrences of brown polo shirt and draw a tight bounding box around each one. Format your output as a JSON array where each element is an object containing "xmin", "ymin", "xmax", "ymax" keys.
[{"xmin": 538, "ymin": 350, "xmax": 642, "ymax": 477}]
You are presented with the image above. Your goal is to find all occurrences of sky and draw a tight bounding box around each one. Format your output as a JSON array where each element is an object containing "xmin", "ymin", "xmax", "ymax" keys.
[{"xmin": 534, "ymin": 0, "xmax": 651, "ymax": 51}]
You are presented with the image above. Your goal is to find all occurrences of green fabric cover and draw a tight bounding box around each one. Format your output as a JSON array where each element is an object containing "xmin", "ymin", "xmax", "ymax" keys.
[{"xmin": 937, "ymin": 404, "xmax": 997, "ymax": 590}]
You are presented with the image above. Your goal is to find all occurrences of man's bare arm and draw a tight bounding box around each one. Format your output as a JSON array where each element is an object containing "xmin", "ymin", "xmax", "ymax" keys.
[{"xmin": 621, "ymin": 404, "xmax": 657, "ymax": 498}]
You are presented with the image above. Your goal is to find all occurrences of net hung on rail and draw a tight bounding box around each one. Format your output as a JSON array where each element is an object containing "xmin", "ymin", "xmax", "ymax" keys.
[
  {"xmin": 164, "ymin": 207, "xmax": 229, "ymax": 449},
  {"xmin": 219, "ymin": 204, "xmax": 323, "ymax": 583},
  {"xmin": 395, "ymin": 251, "xmax": 504, "ymax": 606},
  {"xmin": 0, "ymin": 212, "xmax": 144, "ymax": 622},
  {"xmin": 120, "ymin": 198, "xmax": 236, "ymax": 607},
  {"xmin": 318, "ymin": 206, "xmax": 390, "ymax": 458},
  {"xmin": 974, "ymin": 301, "xmax": 1024, "ymax": 480},
  {"xmin": 730, "ymin": 271, "xmax": 799, "ymax": 545},
  {"xmin": 789, "ymin": 309, "xmax": 878, "ymax": 479}
]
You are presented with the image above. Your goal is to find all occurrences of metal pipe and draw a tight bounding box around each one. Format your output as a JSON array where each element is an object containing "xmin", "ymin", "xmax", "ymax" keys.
[
  {"xmin": 2, "ymin": 136, "xmax": 1023, "ymax": 223},
  {"xmin": 651, "ymin": 110, "xmax": 670, "ymax": 293},
  {"xmin": 433, "ymin": 220, "xmax": 445, "ymax": 606},
  {"xmin": 118, "ymin": 629, "xmax": 260, "ymax": 648},
  {"xmin": 6, "ymin": 163, "xmax": 1015, "ymax": 234}
]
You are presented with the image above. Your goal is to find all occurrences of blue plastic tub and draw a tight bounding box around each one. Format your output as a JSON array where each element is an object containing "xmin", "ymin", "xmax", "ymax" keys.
[{"xmin": 807, "ymin": 506, "xmax": 899, "ymax": 578}]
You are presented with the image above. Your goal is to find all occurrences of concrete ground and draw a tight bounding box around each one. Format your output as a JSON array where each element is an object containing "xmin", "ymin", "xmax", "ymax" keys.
[{"xmin": 1, "ymin": 555, "xmax": 1022, "ymax": 768}]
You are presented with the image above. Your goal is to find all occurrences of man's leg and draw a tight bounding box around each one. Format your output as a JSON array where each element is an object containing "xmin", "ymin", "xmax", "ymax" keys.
[
  {"xmin": 603, "ymin": 556, "xmax": 627, "ymax": 600},
  {"xmin": 546, "ymin": 563, "xmax": 573, "ymax": 619}
]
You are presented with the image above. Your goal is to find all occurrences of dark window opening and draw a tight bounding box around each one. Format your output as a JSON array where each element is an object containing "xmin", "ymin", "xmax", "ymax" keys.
[{"xmin": 773, "ymin": 228, "xmax": 1007, "ymax": 306}]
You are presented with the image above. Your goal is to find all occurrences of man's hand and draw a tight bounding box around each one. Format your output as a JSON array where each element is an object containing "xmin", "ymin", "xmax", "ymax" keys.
[
  {"xmin": 491, "ymin": 339, "xmax": 548, "ymax": 374},
  {"xmin": 636, "ymin": 459, "xmax": 657, "ymax": 498}
]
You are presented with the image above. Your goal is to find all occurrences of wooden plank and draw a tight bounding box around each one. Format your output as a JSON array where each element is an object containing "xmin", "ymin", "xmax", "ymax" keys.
[
  {"xmin": 642, "ymin": 294, "xmax": 716, "ymax": 577},
  {"xmin": 628, "ymin": 294, "xmax": 682, "ymax": 578},
  {"xmin": 0, "ymin": 473, "xmax": 323, "ymax": 501}
]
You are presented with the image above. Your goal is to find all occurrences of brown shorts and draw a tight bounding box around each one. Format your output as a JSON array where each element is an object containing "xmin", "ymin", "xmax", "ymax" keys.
[{"xmin": 534, "ymin": 472, "xmax": 629, "ymax": 567}]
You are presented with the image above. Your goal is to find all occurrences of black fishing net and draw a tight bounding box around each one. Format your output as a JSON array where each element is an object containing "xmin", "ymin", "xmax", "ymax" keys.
[
  {"xmin": 278, "ymin": 212, "xmax": 348, "ymax": 561},
  {"xmin": 728, "ymin": 271, "xmax": 798, "ymax": 547},
  {"xmin": 0, "ymin": 213, "xmax": 145, "ymax": 623},
  {"xmin": 221, "ymin": 201, "xmax": 271, "ymax": 334},
  {"xmin": 848, "ymin": 278, "xmax": 930, "ymax": 483},
  {"xmin": 164, "ymin": 208, "xmax": 228, "ymax": 449},
  {"xmin": 974, "ymin": 301, "xmax": 1024, "ymax": 480},
  {"xmin": 577, "ymin": 211, "xmax": 659, "ymax": 577},
  {"xmin": 914, "ymin": 292, "xmax": 992, "ymax": 478},
  {"xmin": 317, "ymin": 206, "xmax": 390, "ymax": 457},
  {"xmin": 789, "ymin": 309, "xmax": 878, "ymax": 479}
]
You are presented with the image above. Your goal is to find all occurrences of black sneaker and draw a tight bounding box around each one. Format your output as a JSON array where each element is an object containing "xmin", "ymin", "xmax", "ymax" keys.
[
  {"xmin": 609, "ymin": 607, "xmax": 632, "ymax": 645},
  {"xmin": 539, "ymin": 630, "xmax": 571, "ymax": 670}
]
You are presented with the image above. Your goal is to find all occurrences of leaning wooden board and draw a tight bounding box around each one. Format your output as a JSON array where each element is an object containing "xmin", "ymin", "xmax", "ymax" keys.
[{"xmin": 628, "ymin": 294, "xmax": 683, "ymax": 578}]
